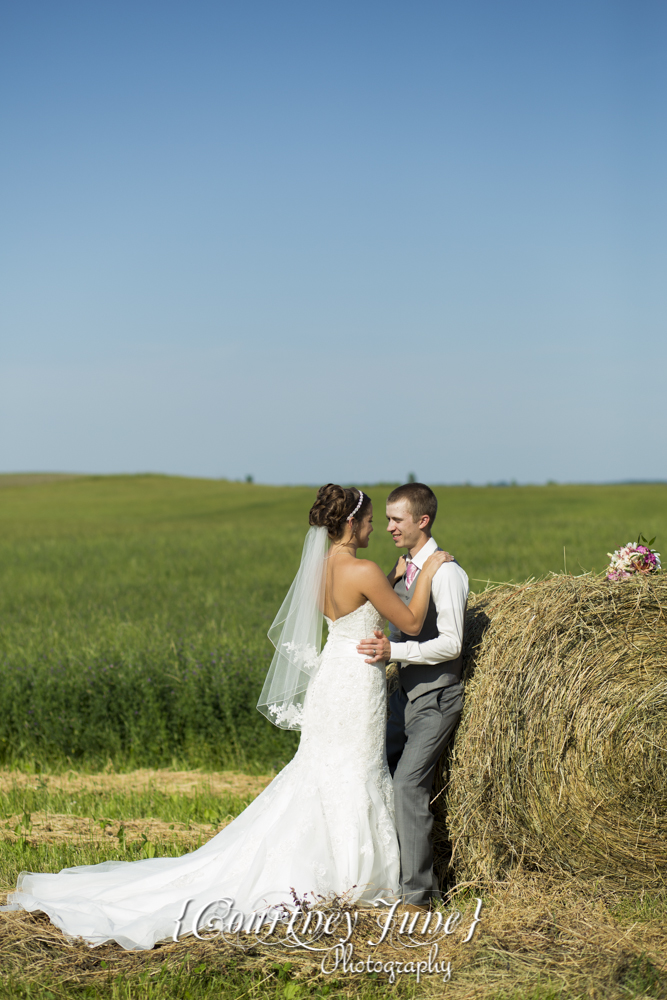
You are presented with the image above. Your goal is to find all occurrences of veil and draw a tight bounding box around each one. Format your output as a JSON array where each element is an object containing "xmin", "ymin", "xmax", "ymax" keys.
[{"xmin": 257, "ymin": 525, "xmax": 329, "ymax": 730}]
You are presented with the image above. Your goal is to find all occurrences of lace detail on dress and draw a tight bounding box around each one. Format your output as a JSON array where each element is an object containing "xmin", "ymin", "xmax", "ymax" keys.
[{"xmin": 324, "ymin": 600, "xmax": 386, "ymax": 641}]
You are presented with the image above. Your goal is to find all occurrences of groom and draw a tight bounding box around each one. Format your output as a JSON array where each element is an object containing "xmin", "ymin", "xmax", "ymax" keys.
[{"xmin": 356, "ymin": 482, "xmax": 468, "ymax": 911}]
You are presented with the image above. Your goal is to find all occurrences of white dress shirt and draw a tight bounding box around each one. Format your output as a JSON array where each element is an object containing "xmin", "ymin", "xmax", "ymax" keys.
[{"xmin": 389, "ymin": 536, "xmax": 469, "ymax": 665}]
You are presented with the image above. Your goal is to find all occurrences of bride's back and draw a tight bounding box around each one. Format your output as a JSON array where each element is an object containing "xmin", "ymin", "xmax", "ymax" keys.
[{"xmin": 324, "ymin": 549, "xmax": 370, "ymax": 621}]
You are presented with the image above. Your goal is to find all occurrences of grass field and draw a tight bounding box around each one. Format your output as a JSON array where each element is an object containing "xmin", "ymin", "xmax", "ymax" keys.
[
  {"xmin": 0, "ymin": 475, "xmax": 665, "ymax": 999},
  {"xmin": 1, "ymin": 473, "xmax": 665, "ymax": 772},
  {"xmin": 0, "ymin": 769, "xmax": 664, "ymax": 1000}
]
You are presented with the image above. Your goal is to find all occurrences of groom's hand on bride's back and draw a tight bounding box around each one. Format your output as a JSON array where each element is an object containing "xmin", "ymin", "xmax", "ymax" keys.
[{"xmin": 357, "ymin": 628, "xmax": 391, "ymax": 664}]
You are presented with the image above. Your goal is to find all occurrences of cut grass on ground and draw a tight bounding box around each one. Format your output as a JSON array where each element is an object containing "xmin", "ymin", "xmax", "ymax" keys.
[
  {"xmin": 0, "ymin": 769, "xmax": 271, "ymax": 888},
  {"xmin": 0, "ymin": 768, "xmax": 665, "ymax": 1000}
]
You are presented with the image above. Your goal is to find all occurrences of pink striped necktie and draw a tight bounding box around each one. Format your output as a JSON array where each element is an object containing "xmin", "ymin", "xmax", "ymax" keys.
[{"xmin": 405, "ymin": 561, "xmax": 418, "ymax": 589}]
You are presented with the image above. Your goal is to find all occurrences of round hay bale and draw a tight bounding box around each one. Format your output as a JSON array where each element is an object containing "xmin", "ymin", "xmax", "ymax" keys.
[{"xmin": 433, "ymin": 574, "xmax": 667, "ymax": 890}]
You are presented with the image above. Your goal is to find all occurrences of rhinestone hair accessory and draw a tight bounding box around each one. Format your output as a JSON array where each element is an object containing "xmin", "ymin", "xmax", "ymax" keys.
[{"xmin": 347, "ymin": 490, "xmax": 364, "ymax": 522}]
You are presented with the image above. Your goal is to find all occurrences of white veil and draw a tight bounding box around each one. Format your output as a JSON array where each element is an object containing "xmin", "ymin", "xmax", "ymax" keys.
[{"xmin": 257, "ymin": 525, "xmax": 329, "ymax": 730}]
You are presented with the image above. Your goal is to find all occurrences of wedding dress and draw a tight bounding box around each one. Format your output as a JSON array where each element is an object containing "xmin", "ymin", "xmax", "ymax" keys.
[{"xmin": 4, "ymin": 601, "xmax": 399, "ymax": 950}]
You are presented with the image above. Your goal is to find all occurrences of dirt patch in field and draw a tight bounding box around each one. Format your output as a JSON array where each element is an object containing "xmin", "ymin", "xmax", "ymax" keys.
[
  {"xmin": 0, "ymin": 768, "xmax": 273, "ymax": 800},
  {"xmin": 1, "ymin": 812, "xmax": 230, "ymax": 852}
]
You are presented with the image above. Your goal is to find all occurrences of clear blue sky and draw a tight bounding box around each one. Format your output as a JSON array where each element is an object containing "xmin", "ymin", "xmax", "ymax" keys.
[{"xmin": 2, "ymin": 0, "xmax": 665, "ymax": 484}]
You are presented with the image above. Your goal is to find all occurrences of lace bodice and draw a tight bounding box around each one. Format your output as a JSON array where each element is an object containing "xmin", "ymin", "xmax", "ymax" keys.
[{"xmin": 324, "ymin": 600, "xmax": 385, "ymax": 644}]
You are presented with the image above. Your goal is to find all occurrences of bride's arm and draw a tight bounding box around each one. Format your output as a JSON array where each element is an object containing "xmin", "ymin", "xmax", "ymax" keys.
[{"xmin": 355, "ymin": 553, "xmax": 449, "ymax": 635}]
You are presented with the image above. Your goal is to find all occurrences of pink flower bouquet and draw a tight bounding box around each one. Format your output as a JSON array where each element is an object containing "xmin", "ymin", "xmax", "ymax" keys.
[{"xmin": 606, "ymin": 535, "xmax": 661, "ymax": 581}]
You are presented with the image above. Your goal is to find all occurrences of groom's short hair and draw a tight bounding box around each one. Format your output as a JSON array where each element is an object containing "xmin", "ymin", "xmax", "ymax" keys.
[{"xmin": 386, "ymin": 483, "xmax": 437, "ymax": 532}]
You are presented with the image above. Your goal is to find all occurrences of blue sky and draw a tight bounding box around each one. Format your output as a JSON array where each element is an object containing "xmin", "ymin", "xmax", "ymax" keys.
[{"xmin": 2, "ymin": 0, "xmax": 665, "ymax": 484}]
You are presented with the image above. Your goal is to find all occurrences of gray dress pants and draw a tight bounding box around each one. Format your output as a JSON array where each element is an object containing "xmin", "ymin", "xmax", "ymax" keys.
[{"xmin": 386, "ymin": 682, "xmax": 464, "ymax": 907}]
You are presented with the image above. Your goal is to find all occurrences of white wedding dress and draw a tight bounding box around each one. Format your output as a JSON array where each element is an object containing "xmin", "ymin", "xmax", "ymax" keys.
[{"xmin": 4, "ymin": 601, "xmax": 399, "ymax": 950}]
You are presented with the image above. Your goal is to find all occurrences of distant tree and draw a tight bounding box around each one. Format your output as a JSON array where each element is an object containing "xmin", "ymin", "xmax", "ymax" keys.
[
  {"xmin": 245, "ymin": 475, "xmax": 254, "ymax": 483},
  {"xmin": 408, "ymin": 472, "xmax": 416, "ymax": 483}
]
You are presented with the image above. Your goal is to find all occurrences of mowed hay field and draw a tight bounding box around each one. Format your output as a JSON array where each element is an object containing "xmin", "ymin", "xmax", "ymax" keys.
[{"xmin": 0, "ymin": 474, "xmax": 666, "ymax": 1000}]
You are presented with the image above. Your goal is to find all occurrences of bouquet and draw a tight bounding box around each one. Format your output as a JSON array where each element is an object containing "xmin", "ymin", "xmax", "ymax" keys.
[{"xmin": 606, "ymin": 534, "xmax": 661, "ymax": 581}]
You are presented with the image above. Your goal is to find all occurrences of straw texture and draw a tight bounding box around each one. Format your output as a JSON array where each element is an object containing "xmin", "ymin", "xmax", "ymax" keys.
[{"xmin": 432, "ymin": 574, "xmax": 667, "ymax": 890}]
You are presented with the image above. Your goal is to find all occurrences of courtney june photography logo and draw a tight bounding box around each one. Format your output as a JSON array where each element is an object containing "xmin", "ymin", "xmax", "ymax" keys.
[{"xmin": 172, "ymin": 896, "xmax": 483, "ymax": 983}]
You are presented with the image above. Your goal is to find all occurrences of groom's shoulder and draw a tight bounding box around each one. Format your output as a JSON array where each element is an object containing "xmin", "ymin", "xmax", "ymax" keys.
[{"xmin": 433, "ymin": 547, "xmax": 469, "ymax": 591}]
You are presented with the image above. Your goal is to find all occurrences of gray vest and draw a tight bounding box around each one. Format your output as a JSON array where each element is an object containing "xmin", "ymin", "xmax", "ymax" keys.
[{"xmin": 394, "ymin": 570, "xmax": 463, "ymax": 701}]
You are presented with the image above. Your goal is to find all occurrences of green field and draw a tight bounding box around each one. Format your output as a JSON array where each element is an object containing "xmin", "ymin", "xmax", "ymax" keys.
[
  {"xmin": 1, "ymin": 474, "xmax": 666, "ymax": 1000},
  {"xmin": 0, "ymin": 474, "xmax": 665, "ymax": 772}
]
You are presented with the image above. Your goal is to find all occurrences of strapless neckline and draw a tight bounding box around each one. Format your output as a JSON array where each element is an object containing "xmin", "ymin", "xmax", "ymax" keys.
[{"xmin": 324, "ymin": 599, "xmax": 373, "ymax": 626}]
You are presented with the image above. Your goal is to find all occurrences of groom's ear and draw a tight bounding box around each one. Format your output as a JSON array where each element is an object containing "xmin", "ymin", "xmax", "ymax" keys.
[{"xmin": 418, "ymin": 513, "xmax": 431, "ymax": 532}]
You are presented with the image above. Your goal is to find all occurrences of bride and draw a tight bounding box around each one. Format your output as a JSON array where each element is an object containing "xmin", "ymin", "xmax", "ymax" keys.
[{"xmin": 4, "ymin": 485, "xmax": 448, "ymax": 950}]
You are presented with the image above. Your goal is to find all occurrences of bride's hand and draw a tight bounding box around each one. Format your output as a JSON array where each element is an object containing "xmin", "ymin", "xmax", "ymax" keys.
[
  {"xmin": 393, "ymin": 556, "xmax": 407, "ymax": 581},
  {"xmin": 423, "ymin": 549, "xmax": 454, "ymax": 576}
]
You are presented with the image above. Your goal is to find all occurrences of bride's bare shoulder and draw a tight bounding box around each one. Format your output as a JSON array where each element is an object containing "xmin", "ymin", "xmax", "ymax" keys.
[{"xmin": 351, "ymin": 559, "xmax": 386, "ymax": 582}]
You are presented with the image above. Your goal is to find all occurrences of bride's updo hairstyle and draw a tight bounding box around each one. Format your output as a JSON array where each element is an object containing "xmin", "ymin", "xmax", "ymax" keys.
[{"xmin": 309, "ymin": 484, "xmax": 372, "ymax": 541}]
